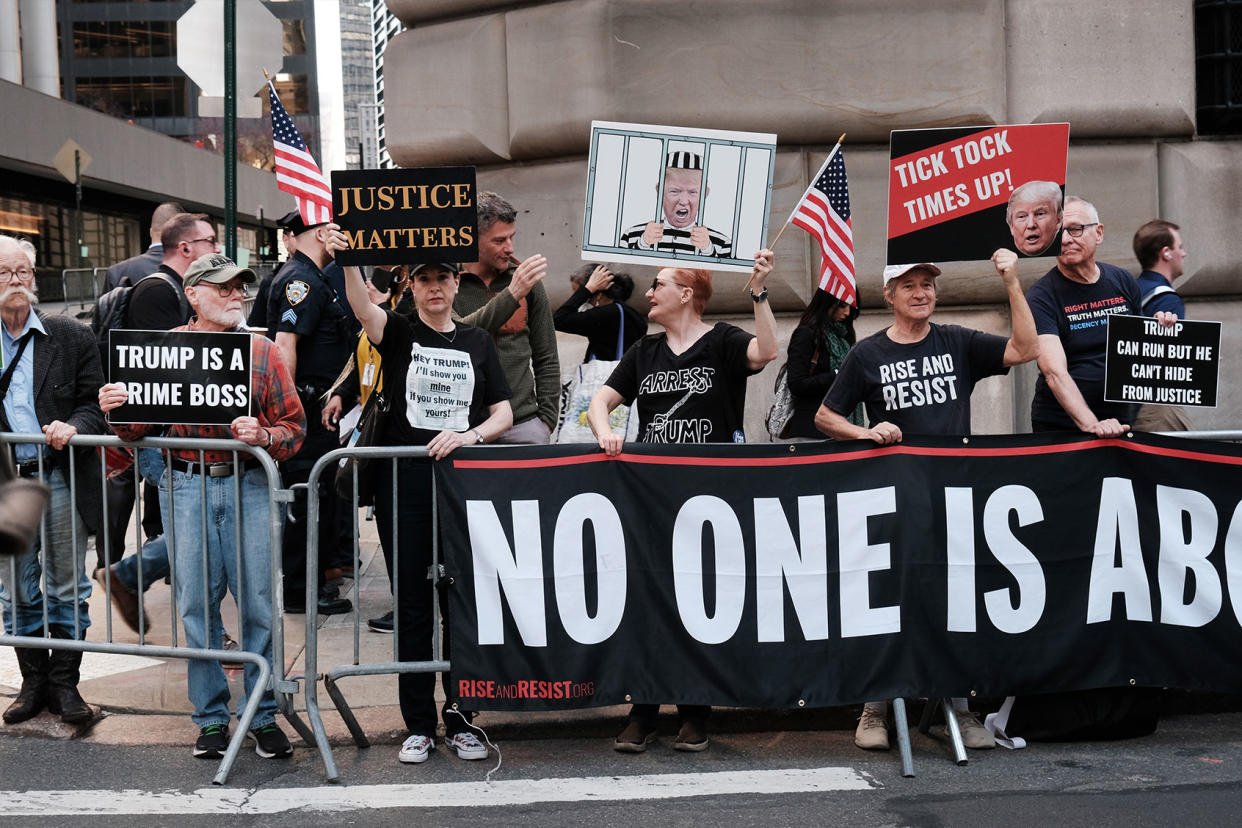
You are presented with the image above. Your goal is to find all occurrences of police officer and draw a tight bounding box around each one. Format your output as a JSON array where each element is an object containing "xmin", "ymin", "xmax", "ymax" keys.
[{"xmin": 268, "ymin": 211, "xmax": 356, "ymax": 615}]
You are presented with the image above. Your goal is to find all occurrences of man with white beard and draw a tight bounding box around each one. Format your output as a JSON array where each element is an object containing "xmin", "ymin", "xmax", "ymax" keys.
[
  {"xmin": 0, "ymin": 234, "xmax": 106, "ymax": 727},
  {"xmin": 99, "ymin": 254, "xmax": 306, "ymax": 760}
]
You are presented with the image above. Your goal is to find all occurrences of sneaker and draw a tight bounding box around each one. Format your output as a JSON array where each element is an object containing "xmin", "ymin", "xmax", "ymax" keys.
[
  {"xmin": 194, "ymin": 723, "xmax": 229, "ymax": 759},
  {"xmin": 445, "ymin": 731, "xmax": 489, "ymax": 760},
  {"xmin": 673, "ymin": 720, "xmax": 709, "ymax": 752},
  {"xmin": 367, "ymin": 610, "xmax": 394, "ymax": 634},
  {"xmin": 948, "ymin": 709, "xmax": 996, "ymax": 750},
  {"xmin": 398, "ymin": 733, "xmax": 434, "ymax": 764},
  {"xmin": 854, "ymin": 707, "xmax": 890, "ymax": 751},
  {"xmin": 248, "ymin": 722, "xmax": 293, "ymax": 758},
  {"xmin": 613, "ymin": 719, "xmax": 657, "ymax": 753},
  {"xmin": 221, "ymin": 632, "xmax": 244, "ymax": 670}
]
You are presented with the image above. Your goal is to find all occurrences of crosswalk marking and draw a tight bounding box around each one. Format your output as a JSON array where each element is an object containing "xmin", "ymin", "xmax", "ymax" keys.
[{"xmin": 4, "ymin": 767, "xmax": 877, "ymax": 815}]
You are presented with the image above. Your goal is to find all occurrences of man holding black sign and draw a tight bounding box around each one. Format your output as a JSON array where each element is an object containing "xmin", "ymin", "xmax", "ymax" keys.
[
  {"xmin": 100, "ymin": 253, "xmax": 306, "ymax": 760},
  {"xmin": 1026, "ymin": 198, "xmax": 1178, "ymax": 436},
  {"xmin": 1131, "ymin": 219, "xmax": 1193, "ymax": 432}
]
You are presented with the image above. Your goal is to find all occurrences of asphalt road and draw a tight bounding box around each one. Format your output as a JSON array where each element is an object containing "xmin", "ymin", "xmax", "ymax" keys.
[{"xmin": 3, "ymin": 711, "xmax": 1242, "ymax": 826}]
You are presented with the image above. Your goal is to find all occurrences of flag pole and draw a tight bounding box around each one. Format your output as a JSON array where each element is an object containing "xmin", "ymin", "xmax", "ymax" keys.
[{"xmin": 744, "ymin": 133, "xmax": 845, "ymax": 292}]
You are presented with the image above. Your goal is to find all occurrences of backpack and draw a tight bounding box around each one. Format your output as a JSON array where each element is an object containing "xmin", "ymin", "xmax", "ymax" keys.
[{"xmin": 90, "ymin": 272, "xmax": 188, "ymax": 365}]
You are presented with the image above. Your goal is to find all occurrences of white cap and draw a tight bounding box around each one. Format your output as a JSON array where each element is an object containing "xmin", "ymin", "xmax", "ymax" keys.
[{"xmin": 882, "ymin": 262, "xmax": 942, "ymax": 285}]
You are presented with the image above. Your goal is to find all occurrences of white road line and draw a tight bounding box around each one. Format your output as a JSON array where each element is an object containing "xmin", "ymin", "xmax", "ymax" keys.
[{"xmin": 4, "ymin": 767, "xmax": 877, "ymax": 815}]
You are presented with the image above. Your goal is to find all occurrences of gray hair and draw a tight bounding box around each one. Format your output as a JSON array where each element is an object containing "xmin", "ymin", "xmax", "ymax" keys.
[
  {"xmin": 1006, "ymin": 181, "xmax": 1064, "ymax": 224},
  {"xmin": 477, "ymin": 191, "xmax": 516, "ymax": 232},
  {"xmin": 1064, "ymin": 195, "xmax": 1100, "ymax": 224}
]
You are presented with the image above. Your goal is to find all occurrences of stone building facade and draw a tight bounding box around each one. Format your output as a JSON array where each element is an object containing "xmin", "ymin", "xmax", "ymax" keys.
[{"xmin": 380, "ymin": 0, "xmax": 1241, "ymax": 435}]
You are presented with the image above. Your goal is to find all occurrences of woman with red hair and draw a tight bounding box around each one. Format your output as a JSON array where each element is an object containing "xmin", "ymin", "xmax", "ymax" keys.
[{"xmin": 587, "ymin": 249, "xmax": 779, "ymax": 752}]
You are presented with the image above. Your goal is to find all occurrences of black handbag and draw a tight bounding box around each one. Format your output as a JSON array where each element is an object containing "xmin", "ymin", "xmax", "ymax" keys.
[{"xmin": 334, "ymin": 387, "xmax": 388, "ymax": 506}]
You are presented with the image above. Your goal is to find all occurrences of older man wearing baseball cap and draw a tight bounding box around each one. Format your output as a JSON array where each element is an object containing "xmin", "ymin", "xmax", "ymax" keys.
[
  {"xmin": 815, "ymin": 249, "xmax": 1038, "ymax": 753},
  {"xmin": 99, "ymin": 253, "xmax": 307, "ymax": 761}
]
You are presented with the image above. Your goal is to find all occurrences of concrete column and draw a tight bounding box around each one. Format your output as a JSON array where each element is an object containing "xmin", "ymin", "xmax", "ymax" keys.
[
  {"xmin": 18, "ymin": 0, "xmax": 59, "ymax": 97},
  {"xmin": 0, "ymin": 0, "xmax": 20, "ymax": 85}
]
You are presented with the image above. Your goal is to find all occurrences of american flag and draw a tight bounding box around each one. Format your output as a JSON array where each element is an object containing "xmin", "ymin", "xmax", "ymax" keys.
[
  {"xmin": 791, "ymin": 150, "xmax": 856, "ymax": 305},
  {"xmin": 268, "ymin": 80, "xmax": 332, "ymax": 225}
]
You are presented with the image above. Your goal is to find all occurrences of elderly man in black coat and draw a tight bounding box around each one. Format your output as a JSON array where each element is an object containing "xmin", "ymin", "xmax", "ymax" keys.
[{"xmin": 0, "ymin": 234, "xmax": 105, "ymax": 726}]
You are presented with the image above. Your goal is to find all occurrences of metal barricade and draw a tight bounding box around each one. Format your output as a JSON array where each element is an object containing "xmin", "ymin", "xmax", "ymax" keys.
[
  {"xmin": 300, "ymin": 445, "xmax": 441, "ymax": 782},
  {"xmin": 0, "ymin": 433, "xmax": 306, "ymax": 785},
  {"xmin": 59, "ymin": 268, "xmax": 107, "ymax": 315}
]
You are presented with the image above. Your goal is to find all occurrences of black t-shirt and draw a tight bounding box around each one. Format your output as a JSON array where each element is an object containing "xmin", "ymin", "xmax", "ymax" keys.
[
  {"xmin": 373, "ymin": 311, "xmax": 511, "ymax": 447},
  {"xmin": 269, "ymin": 251, "xmax": 353, "ymax": 388},
  {"xmin": 1026, "ymin": 262, "xmax": 1140, "ymax": 428},
  {"xmin": 552, "ymin": 286, "xmax": 648, "ymax": 363},
  {"xmin": 605, "ymin": 322, "xmax": 757, "ymax": 444},
  {"xmin": 823, "ymin": 323, "xmax": 1009, "ymax": 436}
]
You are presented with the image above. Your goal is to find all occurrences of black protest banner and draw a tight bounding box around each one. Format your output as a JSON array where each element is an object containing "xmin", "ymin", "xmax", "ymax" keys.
[
  {"xmin": 330, "ymin": 167, "xmax": 478, "ymax": 267},
  {"xmin": 1105, "ymin": 315, "xmax": 1221, "ymax": 408},
  {"xmin": 108, "ymin": 330, "xmax": 251, "ymax": 425},
  {"xmin": 887, "ymin": 123, "xmax": 1069, "ymax": 264},
  {"xmin": 437, "ymin": 433, "xmax": 1242, "ymax": 711}
]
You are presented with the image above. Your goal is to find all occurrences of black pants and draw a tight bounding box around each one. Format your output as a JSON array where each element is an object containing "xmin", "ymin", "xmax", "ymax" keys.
[
  {"xmin": 280, "ymin": 465, "xmax": 351, "ymax": 604},
  {"xmin": 374, "ymin": 456, "xmax": 472, "ymax": 738}
]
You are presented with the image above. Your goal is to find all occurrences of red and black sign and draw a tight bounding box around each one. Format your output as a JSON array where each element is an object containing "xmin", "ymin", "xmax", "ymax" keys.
[
  {"xmin": 438, "ymin": 433, "xmax": 1242, "ymax": 711},
  {"xmin": 887, "ymin": 123, "xmax": 1069, "ymax": 264}
]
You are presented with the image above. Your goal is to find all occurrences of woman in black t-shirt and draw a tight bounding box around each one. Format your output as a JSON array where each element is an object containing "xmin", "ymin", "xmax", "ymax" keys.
[
  {"xmin": 329, "ymin": 232, "xmax": 513, "ymax": 768},
  {"xmin": 587, "ymin": 250, "xmax": 780, "ymax": 753}
]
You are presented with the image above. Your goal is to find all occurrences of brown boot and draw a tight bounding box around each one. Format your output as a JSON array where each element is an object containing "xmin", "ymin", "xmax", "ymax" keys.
[
  {"xmin": 45, "ymin": 627, "xmax": 92, "ymax": 725},
  {"xmin": 2, "ymin": 644, "xmax": 49, "ymax": 724}
]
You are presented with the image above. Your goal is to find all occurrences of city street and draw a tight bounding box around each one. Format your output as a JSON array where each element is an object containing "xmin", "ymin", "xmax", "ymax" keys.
[{"xmin": 3, "ymin": 709, "xmax": 1242, "ymax": 825}]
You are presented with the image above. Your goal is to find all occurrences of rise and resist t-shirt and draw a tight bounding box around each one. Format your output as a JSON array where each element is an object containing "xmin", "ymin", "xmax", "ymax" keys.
[
  {"xmin": 1026, "ymin": 262, "xmax": 1141, "ymax": 429},
  {"xmin": 373, "ymin": 311, "xmax": 510, "ymax": 447},
  {"xmin": 605, "ymin": 322, "xmax": 758, "ymax": 443},
  {"xmin": 823, "ymin": 323, "xmax": 1009, "ymax": 436}
]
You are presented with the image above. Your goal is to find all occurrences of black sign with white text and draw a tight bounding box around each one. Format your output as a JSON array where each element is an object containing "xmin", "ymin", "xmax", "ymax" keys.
[
  {"xmin": 437, "ymin": 434, "xmax": 1242, "ymax": 711},
  {"xmin": 108, "ymin": 329, "xmax": 252, "ymax": 425},
  {"xmin": 330, "ymin": 166, "xmax": 478, "ymax": 267},
  {"xmin": 1105, "ymin": 315, "xmax": 1220, "ymax": 408}
]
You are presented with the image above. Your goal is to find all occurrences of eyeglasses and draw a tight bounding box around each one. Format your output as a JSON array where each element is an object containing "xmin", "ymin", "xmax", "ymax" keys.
[
  {"xmin": 0, "ymin": 268, "xmax": 34, "ymax": 283},
  {"xmin": 211, "ymin": 282, "xmax": 248, "ymax": 298},
  {"xmin": 183, "ymin": 236, "xmax": 219, "ymax": 247},
  {"xmin": 1063, "ymin": 223, "xmax": 1099, "ymax": 238},
  {"xmin": 650, "ymin": 277, "xmax": 690, "ymax": 292}
]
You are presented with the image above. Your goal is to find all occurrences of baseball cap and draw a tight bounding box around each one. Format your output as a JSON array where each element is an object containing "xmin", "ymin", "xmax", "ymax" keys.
[
  {"xmin": 183, "ymin": 253, "xmax": 257, "ymax": 289},
  {"xmin": 276, "ymin": 210, "xmax": 325, "ymax": 236},
  {"xmin": 882, "ymin": 263, "xmax": 942, "ymax": 285},
  {"xmin": 409, "ymin": 262, "xmax": 460, "ymax": 276}
]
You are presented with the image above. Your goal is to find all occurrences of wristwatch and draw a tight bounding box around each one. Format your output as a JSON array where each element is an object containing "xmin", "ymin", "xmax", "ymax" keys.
[
  {"xmin": 470, "ymin": 428, "xmax": 484, "ymax": 444},
  {"xmin": 749, "ymin": 287, "xmax": 769, "ymax": 303}
]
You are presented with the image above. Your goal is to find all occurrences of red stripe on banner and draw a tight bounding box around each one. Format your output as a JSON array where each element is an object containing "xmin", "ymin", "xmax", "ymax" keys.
[{"xmin": 451, "ymin": 438, "xmax": 1242, "ymax": 471}]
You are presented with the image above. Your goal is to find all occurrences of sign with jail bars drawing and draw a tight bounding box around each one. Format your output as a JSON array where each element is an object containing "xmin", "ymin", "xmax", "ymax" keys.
[{"xmin": 581, "ymin": 121, "xmax": 777, "ymax": 275}]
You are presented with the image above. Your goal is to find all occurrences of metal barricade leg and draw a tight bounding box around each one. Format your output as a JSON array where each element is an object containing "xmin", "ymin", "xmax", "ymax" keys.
[
  {"xmin": 892, "ymin": 697, "xmax": 915, "ymax": 778},
  {"xmin": 324, "ymin": 674, "xmax": 371, "ymax": 748},
  {"xmin": 942, "ymin": 698, "xmax": 968, "ymax": 766}
]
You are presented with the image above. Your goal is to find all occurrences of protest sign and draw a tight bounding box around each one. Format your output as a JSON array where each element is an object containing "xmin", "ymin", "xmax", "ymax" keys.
[
  {"xmin": 438, "ymin": 433, "xmax": 1242, "ymax": 711},
  {"xmin": 330, "ymin": 167, "xmax": 478, "ymax": 267},
  {"xmin": 1105, "ymin": 315, "xmax": 1221, "ymax": 408},
  {"xmin": 582, "ymin": 121, "xmax": 776, "ymax": 275},
  {"xmin": 108, "ymin": 330, "xmax": 252, "ymax": 425},
  {"xmin": 887, "ymin": 123, "xmax": 1069, "ymax": 264}
]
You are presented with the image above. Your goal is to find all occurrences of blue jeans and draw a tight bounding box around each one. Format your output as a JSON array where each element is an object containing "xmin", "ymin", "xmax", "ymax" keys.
[
  {"xmin": 159, "ymin": 465, "xmax": 277, "ymax": 729},
  {"xmin": 113, "ymin": 448, "xmax": 172, "ymax": 593},
  {"xmin": 0, "ymin": 467, "xmax": 90, "ymax": 637}
]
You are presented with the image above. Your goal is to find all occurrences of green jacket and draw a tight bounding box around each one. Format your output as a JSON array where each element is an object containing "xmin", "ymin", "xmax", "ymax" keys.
[{"xmin": 454, "ymin": 267, "xmax": 560, "ymax": 430}]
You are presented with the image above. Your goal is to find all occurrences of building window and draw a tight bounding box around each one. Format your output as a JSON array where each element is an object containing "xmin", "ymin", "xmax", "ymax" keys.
[{"xmin": 1196, "ymin": 0, "xmax": 1242, "ymax": 134}]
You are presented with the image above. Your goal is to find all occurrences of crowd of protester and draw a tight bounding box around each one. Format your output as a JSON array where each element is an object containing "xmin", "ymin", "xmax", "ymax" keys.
[{"xmin": 0, "ymin": 186, "xmax": 1197, "ymax": 768}]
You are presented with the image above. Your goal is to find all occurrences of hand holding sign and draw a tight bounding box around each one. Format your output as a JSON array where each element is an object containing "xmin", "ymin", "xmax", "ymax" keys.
[{"xmin": 229, "ymin": 415, "xmax": 269, "ymax": 447}]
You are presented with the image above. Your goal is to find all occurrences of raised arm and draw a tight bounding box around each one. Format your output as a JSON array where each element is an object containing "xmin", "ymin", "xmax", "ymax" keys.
[
  {"xmin": 746, "ymin": 248, "xmax": 780, "ymax": 371},
  {"xmin": 992, "ymin": 249, "xmax": 1039, "ymax": 367}
]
